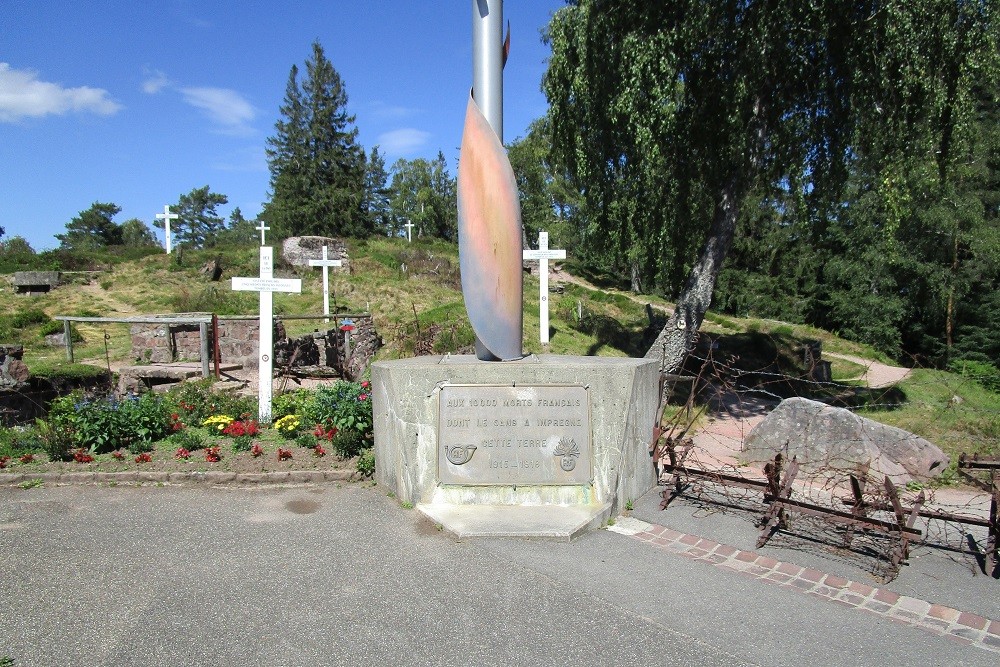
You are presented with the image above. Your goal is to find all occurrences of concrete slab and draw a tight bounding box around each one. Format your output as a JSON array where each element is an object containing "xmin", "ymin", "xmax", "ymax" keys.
[{"xmin": 418, "ymin": 502, "xmax": 612, "ymax": 541}]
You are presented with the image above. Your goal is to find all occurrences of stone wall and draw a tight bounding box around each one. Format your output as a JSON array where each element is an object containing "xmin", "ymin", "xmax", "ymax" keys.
[
  {"xmin": 129, "ymin": 315, "xmax": 380, "ymax": 378},
  {"xmin": 129, "ymin": 316, "xmax": 260, "ymax": 368}
]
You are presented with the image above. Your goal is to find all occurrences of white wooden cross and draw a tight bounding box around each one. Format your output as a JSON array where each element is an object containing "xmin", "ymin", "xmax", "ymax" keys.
[
  {"xmin": 231, "ymin": 246, "xmax": 302, "ymax": 423},
  {"xmin": 155, "ymin": 205, "xmax": 179, "ymax": 254},
  {"xmin": 404, "ymin": 220, "xmax": 414, "ymax": 243},
  {"xmin": 522, "ymin": 231, "xmax": 567, "ymax": 344},
  {"xmin": 307, "ymin": 245, "xmax": 343, "ymax": 323},
  {"xmin": 255, "ymin": 222, "xmax": 270, "ymax": 246}
]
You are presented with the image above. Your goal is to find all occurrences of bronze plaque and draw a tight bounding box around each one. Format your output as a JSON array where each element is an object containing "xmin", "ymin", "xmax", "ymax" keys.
[{"xmin": 438, "ymin": 384, "xmax": 592, "ymax": 485}]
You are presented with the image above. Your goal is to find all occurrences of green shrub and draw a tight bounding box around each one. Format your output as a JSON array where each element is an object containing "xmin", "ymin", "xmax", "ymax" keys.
[
  {"xmin": 0, "ymin": 426, "xmax": 43, "ymax": 458},
  {"xmin": 272, "ymin": 390, "xmax": 313, "ymax": 421},
  {"xmin": 49, "ymin": 391, "xmax": 170, "ymax": 454},
  {"xmin": 295, "ymin": 432, "xmax": 317, "ymax": 449},
  {"xmin": 11, "ymin": 309, "xmax": 50, "ymax": 329},
  {"xmin": 32, "ymin": 419, "xmax": 75, "ymax": 462},
  {"xmin": 949, "ymin": 360, "xmax": 1000, "ymax": 393},
  {"xmin": 331, "ymin": 429, "xmax": 366, "ymax": 458},
  {"xmin": 165, "ymin": 380, "xmax": 257, "ymax": 423},
  {"xmin": 39, "ymin": 320, "xmax": 84, "ymax": 342},
  {"xmin": 303, "ymin": 381, "xmax": 373, "ymax": 441},
  {"xmin": 356, "ymin": 448, "xmax": 375, "ymax": 477},
  {"xmin": 231, "ymin": 435, "xmax": 253, "ymax": 453},
  {"xmin": 169, "ymin": 428, "xmax": 206, "ymax": 451}
]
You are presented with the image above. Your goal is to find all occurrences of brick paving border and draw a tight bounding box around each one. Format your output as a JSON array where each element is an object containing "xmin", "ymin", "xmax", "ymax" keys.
[
  {"xmin": 629, "ymin": 523, "xmax": 1000, "ymax": 653},
  {"xmin": 0, "ymin": 469, "xmax": 356, "ymax": 487}
]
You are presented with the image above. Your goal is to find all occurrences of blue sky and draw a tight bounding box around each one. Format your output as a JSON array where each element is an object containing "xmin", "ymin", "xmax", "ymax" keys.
[{"xmin": 1, "ymin": 1, "xmax": 564, "ymax": 251}]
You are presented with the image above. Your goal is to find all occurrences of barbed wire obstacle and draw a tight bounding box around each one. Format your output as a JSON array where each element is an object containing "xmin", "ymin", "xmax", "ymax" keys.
[
  {"xmin": 653, "ymin": 436, "xmax": 1000, "ymax": 582},
  {"xmin": 956, "ymin": 455, "xmax": 1000, "ymax": 576}
]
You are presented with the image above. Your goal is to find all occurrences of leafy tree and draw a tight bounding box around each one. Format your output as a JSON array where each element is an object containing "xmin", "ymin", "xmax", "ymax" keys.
[
  {"xmin": 363, "ymin": 146, "xmax": 393, "ymax": 236},
  {"xmin": 157, "ymin": 186, "xmax": 228, "ymax": 249},
  {"xmin": 119, "ymin": 218, "xmax": 159, "ymax": 248},
  {"xmin": 56, "ymin": 202, "xmax": 123, "ymax": 250},
  {"xmin": 265, "ymin": 41, "xmax": 367, "ymax": 238},
  {"xmin": 507, "ymin": 117, "xmax": 580, "ymax": 250},
  {"xmin": 389, "ymin": 153, "xmax": 458, "ymax": 241},
  {"xmin": 543, "ymin": 0, "xmax": 998, "ymax": 372}
]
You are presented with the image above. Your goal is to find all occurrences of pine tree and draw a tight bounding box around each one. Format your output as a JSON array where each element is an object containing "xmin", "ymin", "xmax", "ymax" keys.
[
  {"xmin": 265, "ymin": 41, "xmax": 367, "ymax": 238},
  {"xmin": 168, "ymin": 186, "xmax": 228, "ymax": 249},
  {"xmin": 363, "ymin": 146, "xmax": 393, "ymax": 236}
]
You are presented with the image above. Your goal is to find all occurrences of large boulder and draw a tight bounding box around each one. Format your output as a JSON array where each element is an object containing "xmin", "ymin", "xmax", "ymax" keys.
[
  {"xmin": 281, "ymin": 236, "xmax": 349, "ymax": 269},
  {"xmin": 743, "ymin": 397, "xmax": 949, "ymax": 483}
]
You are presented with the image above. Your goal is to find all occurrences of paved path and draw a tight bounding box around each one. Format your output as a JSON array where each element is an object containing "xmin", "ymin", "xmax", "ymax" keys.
[
  {"xmin": 1, "ymin": 483, "xmax": 995, "ymax": 666},
  {"xmin": 824, "ymin": 351, "xmax": 912, "ymax": 388}
]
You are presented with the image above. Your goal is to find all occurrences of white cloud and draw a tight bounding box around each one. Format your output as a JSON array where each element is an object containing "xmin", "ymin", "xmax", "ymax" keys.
[
  {"xmin": 370, "ymin": 101, "xmax": 420, "ymax": 120},
  {"xmin": 142, "ymin": 70, "xmax": 171, "ymax": 94},
  {"xmin": 378, "ymin": 128, "xmax": 431, "ymax": 156},
  {"xmin": 0, "ymin": 63, "xmax": 121, "ymax": 122},
  {"xmin": 179, "ymin": 86, "xmax": 256, "ymax": 135}
]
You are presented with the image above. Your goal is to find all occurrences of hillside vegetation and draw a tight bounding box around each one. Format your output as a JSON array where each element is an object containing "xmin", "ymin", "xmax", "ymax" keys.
[{"xmin": 2, "ymin": 239, "xmax": 998, "ymax": 471}]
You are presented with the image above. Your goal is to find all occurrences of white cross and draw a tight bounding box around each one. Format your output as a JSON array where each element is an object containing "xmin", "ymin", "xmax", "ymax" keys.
[
  {"xmin": 308, "ymin": 246, "xmax": 343, "ymax": 323},
  {"xmin": 255, "ymin": 222, "xmax": 270, "ymax": 246},
  {"xmin": 404, "ymin": 220, "xmax": 414, "ymax": 243},
  {"xmin": 231, "ymin": 246, "xmax": 302, "ymax": 423},
  {"xmin": 155, "ymin": 205, "xmax": 179, "ymax": 254},
  {"xmin": 522, "ymin": 231, "xmax": 566, "ymax": 344}
]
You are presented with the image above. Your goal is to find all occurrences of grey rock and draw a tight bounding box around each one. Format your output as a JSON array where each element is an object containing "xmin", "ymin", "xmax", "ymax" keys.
[
  {"xmin": 44, "ymin": 332, "xmax": 67, "ymax": 347},
  {"xmin": 281, "ymin": 236, "xmax": 349, "ymax": 268},
  {"xmin": 743, "ymin": 397, "xmax": 949, "ymax": 482}
]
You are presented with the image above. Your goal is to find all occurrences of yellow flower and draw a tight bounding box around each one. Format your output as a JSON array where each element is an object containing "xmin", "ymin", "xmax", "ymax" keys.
[{"xmin": 202, "ymin": 415, "xmax": 234, "ymax": 430}]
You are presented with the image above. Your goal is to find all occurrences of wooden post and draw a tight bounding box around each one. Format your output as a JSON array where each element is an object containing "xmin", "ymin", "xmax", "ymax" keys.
[
  {"xmin": 212, "ymin": 314, "xmax": 221, "ymax": 379},
  {"xmin": 64, "ymin": 319, "xmax": 74, "ymax": 362},
  {"xmin": 199, "ymin": 321, "xmax": 210, "ymax": 378}
]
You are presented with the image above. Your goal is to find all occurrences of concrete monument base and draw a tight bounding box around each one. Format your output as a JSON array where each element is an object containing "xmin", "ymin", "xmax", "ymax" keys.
[{"xmin": 372, "ymin": 354, "xmax": 659, "ymax": 540}]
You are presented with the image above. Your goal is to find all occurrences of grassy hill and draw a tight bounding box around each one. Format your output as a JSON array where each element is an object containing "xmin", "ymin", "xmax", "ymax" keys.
[{"xmin": 2, "ymin": 238, "xmax": 997, "ymax": 471}]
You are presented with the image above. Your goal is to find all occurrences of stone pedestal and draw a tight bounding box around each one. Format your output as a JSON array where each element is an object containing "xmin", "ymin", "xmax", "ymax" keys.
[{"xmin": 372, "ymin": 354, "xmax": 659, "ymax": 540}]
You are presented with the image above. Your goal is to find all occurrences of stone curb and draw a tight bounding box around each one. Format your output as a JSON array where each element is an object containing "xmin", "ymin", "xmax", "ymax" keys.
[
  {"xmin": 629, "ymin": 522, "xmax": 1000, "ymax": 653},
  {"xmin": 0, "ymin": 469, "xmax": 357, "ymax": 487}
]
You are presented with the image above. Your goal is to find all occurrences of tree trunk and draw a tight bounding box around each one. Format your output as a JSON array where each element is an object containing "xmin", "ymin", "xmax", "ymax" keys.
[{"xmin": 644, "ymin": 174, "xmax": 741, "ymax": 373}]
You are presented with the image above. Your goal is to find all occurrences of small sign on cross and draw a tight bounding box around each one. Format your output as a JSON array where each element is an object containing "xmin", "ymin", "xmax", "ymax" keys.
[
  {"xmin": 522, "ymin": 231, "xmax": 567, "ymax": 345},
  {"xmin": 155, "ymin": 205, "xmax": 179, "ymax": 254},
  {"xmin": 231, "ymin": 246, "xmax": 302, "ymax": 423},
  {"xmin": 308, "ymin": 246, "xmax": 343, "ymax": 323}
]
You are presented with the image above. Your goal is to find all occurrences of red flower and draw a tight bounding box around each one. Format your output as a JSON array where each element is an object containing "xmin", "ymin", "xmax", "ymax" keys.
[
  {"xmin": 111, "ymin": 450, "xmax": 126, "ymax": 460},
  {"xmin": 205, "ymin": 446, "xmax": 222, "ymax": 463},
  {"xmin": 73, "ymin": 449, "xmax": 94, "ymax": 464},
  {"xmin": 0, "ymin": 456, "xmax": 9, "ymax": 469},
  {"xmin": 175, "ymin": 447, "xmax": 191, "ymax": 460},
  {"xmin": 313, "ymin": 444, "xmax": 326, "ymax": 457},
  {"xmin": 361, "ymin": 381, "xmax": 370, "ymax": 389},
  {"xmin": 358, "ymin": 393, "xmax": 369, "ymax": 401},
  {"xmin": 277, "ymin": 448, "xmax": 292, "ymax": 461},
  {"xmin": 134, "ymin": 452, "xmax": 152, "ymax": 463},
  {"xmin": 19, "ymin": 453, "xmax": 34, "ymax": 464},
  {"xmin": 250, "ymin": 443, "xmax": 265, "ymax": 458}
]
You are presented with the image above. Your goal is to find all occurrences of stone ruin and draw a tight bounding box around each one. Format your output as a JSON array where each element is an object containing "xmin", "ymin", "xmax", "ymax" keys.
[
  {"xmin": 274, "ymin": 316, "xmax": 381, "ymax": 381},
  {"xmin": 13, "ymin": 271, "xmax": 60, "ymax": 296},
  {"xmin": 129, "ymin": 314, "xmax": 381, "ymax": 381}
]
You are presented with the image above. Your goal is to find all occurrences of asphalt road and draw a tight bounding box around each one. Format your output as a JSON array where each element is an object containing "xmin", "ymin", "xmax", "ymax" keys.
[{"xmin": 0, "ymin": 483, "xmax": 993, "ymax": 666}]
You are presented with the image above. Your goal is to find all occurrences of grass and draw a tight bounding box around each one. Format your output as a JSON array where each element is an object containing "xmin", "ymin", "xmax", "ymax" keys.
[
  {"xmin": 3, "ymin": 237, "xmax": 998, "ymax": 478},
  {"xmin": 860, "ymin": 368, "xmax": 1000, "ymax": 465}
]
